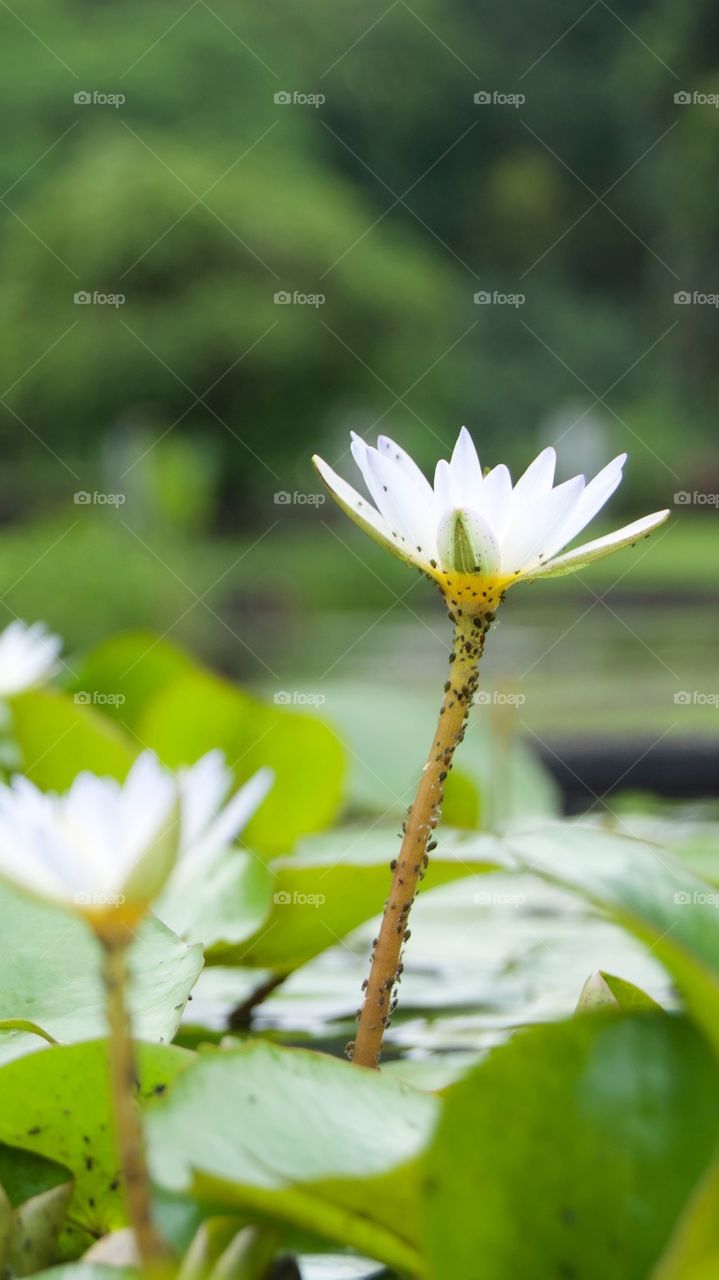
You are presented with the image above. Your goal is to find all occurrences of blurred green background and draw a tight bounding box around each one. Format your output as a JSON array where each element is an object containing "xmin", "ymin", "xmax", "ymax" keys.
[{"xmin": 0, "ymin": 0, "xmax": 717, "ymax": 759}]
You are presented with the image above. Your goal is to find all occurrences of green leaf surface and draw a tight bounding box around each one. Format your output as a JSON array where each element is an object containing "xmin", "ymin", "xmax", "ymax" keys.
[
  {"xmin": 148, "ymin": 1040, "xmax": 438, "ymax": 1274},
  {"xmin": 0, "ymin": 882, "xmax": 203, "ymax": 1064},
  {"xmin": 0, "ymin": 1186, "xmax": 11, "ymax": 1272},
  {"xmin": 501, "ymin": 822, "xmax": 719, "ymax": 1051},
  {"xmin": 653, "ymin": 1153, "xmax": 719, "ymax": 1280},
  {"xmin": 73, "ymin": 632, "xmax": 196, "ymax": 731},
  {"xmin": 212, "ymin": 827, "xmax": 501, "ymax": 971},
  {"xmin": 8, "ymin": 690, "xmax": 134, "ymax": 789},
  {"xmin": 140, "ymin": 670, "xmax": 345, "ymax": 853},
  {"xmin": 156, "ymin": 849, "xmax": 273, "ymax": 951},
  {"xmin": 0, "ymin": 1141, "xmax": 71, "ymax": 1207},
  {"xmin": 0, "ymin": 1041, "xmax": 190, "ymax": 1255},
  {"xmin": 423, "ymin": 1014, "xmax": 719, "ymax": 1280}
]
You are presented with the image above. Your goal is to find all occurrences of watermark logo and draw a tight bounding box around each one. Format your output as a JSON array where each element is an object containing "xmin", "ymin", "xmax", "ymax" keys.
[
  {"xmin": 273, "ymin": 490, "xmax": 325, "ymax": 506},
  {"xmin": 75, "ymin": 890, "xmax": 126, "ymax": 907},
  {"xmin": 74, "ymin": 491, "xmax": 126, "ymax": 506},
  {"xmin": 474, "ymin": 90, "xmax": 525, "ymax": 108},
  {"xmin": 273, "ymin": 889, "xmax": 326, "ymax": 907},
  {"xmin": 74, "ymin": 291, "xmax": 125, "ymax": 307},
  {"xmin": 673, "ymin": 690, "xmax": 719, "ymax": 707},
  {"xmin": 674, "ymin": 889, "xmax": 719, "ymax": 906},
  {"xmin": 74, "ymin": 690, "xmax": 126, "ymax": 707},
  {"xmin": 674, "ymin": 290, "xmax": 719, "ymax": 307},
  {"xmin": 674, "ymin": 90, "xmax": 719, "ymax": 108},
  {"xmin": 474, "ymin": 690, "xmax": 526, "ymax": 706},
  {"xmin": 274, "ymin": 90, "xmax": 325, "ymax": 108},
  {"xmin": 274, "ymin": 690, "xmax": 326, "ymax": 707},
  {"xmin": 74, "ymin": 90, "xmax": 125, "ymax": 108},
  {"xmin": 474, "ymin": 290, "xmax": 525, "ymax": 308},
  {"xmin": 474, "ymin": 889, "xmax": 526, "ymax": 907},
  {"xmin": 673, "ymin": 491, "xmax": 719, "ymax": 507},
  {"xmin": 274, "ymin": 290, "xmax": 325, "ymax": 307}
]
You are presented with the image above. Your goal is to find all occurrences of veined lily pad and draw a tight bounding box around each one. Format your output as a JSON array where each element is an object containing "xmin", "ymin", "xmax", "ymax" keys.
[
  {"xmin": 0, "ymin": 882, "xmax": 203, "ymax": 1064},
  {"xmin": 148, "ymin": 1039, "xmax": 437, "ymax": 1274},
  {"xmin": 423, "ymin": 1013, "xmax": 719, "ymax": 1280}
]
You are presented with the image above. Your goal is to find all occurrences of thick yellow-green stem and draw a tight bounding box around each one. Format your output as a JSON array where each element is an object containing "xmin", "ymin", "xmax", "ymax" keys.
[
  {"xmin": 351, "ymin": 608, "xmax": 491, "ymax": 1069},
  {"xmin": 100, "ymin": 932, "xmax": 169, "ymax": 1272}
]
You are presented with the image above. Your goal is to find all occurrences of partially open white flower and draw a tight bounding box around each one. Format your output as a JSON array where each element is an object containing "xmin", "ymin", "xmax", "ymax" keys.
[
  {"xmin": 0, "ymin": 751, "xmax": 178, "ymax": 931},
  {"xmin": 0, "ymin": 749, "xmax": 273, "ymax": 936},
  {"xmin": 313, "ymin": 429, "xmax": 669, "ymax": 612},
  {"xmin": 0, "ymin": 620, "xmax": 62, "ymax": 698}
]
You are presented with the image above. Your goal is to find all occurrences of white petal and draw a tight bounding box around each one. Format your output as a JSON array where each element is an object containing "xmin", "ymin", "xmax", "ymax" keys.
[
  {"xmin": 354, "ymin": 440, "xmax": 438, "ymax": 560},
  {"xmin": 179, "ymin": 749, "xmax": 230, "ymax": 849},
  {"xmin": 511, "ymin": 447, "xmax": 556, "ymax": 506},
  {"xmin": 434, "ymin": 458, "xmax": 462, "ymax": 517},
  {"xmin": 376, "ymin": 434, "xmax": 434, "ymax": 503},
  {"xmin": 190, "ymin": 767, "xmax": 273, "ymax": 861},
  {"xmin": 529, "ymin": 510, "xmax": 670, "ymax": 578},
  {"xmin": 541, "ymin": 454, "xmax": 626, "ymax": 562},
  {"xmin": 119, "ymin": 751, "xmax": 177, "ymax": 868},
  {"xmin": 313, "ymin": 455, "xmax": 421, "ymax": 567},
  {"xmin": 449, "ymin": 427, "xmax": 483, "ymax": 504},
  {"xmin": 475, "ymin": 463, "xmax": 513, "ymax": 543},
  {"xmin": 437, "ymin": 507, "xmax": 501, "ymax": 575},
  {"xmin": 173, "ymin": 767, "xmax": 274, "ymax": 891},
  {"xmin": 500, "ymin": 476, "xmax": 586, "ymax": 575}
]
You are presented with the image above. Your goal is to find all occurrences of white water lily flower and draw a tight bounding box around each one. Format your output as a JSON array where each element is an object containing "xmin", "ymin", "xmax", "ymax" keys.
[
  {"xmin": 0, "ymin": 748, "xmax": 273, "ymax": 935},
  {"xmin": 0, "ymin": 751, "xmax": 179, "ymax": 930},
  {"xmin": 313, "ymin": 429, "xmax": 669, "ymax": 612},
  {"xmin": 0, "ymin": 620, "xmax": 62, "ymax": 698}
]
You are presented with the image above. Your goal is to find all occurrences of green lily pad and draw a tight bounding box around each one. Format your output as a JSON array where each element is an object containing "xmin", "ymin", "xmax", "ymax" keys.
[
  {"xmin": 156, "ymin": 848, "xmax": 273, "ymax": 951},
  {"xmin": 7, "ymin": 690, "xmax": 134, "ymax": 790},
  {"xmin": 501, "ymin": 822, "xmax": 719, "ymax": 1052},
  {"xmin": 212, "ymin": 827, "xmax": 502, "ymax": 970},
  {"xmin": 653, "ymin": 1152, "xmax": 719, "ymax": 1280},
  {"xmin": 423, "ymin": 1013, "xmax": 719, "ymax": 1280},
  {"xmin": 72, "ymin": 632, "xmax": 195, "ymax": 731},
  {"xmin": 0, "ymin": 882, "xmax": 203, "ymax": 1064},
  {"xmin": 148, "ymin": 1040, "xmax": 437, "ymax": 1274},
  {"xmin": 0, "ymin": 1041, "xmax": 190, "ymax": 1257},
  {"xmin": 140, "ymin": 670, "xmax": 345, "ymax": 854}
]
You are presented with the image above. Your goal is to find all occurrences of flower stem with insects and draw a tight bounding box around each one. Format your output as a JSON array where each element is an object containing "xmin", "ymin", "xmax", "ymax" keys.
[
  {"xmin": 351, "ymin": 609, "xmax": 489, "ymax": 1069},
  {"xmin": 100, "ymin": 929, "xmax": 169, "ymax": 1271}
]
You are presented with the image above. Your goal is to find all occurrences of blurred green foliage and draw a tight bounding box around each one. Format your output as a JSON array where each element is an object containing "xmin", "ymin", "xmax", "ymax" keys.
[{"xmin": 0, "ymin": 0, "xmax": 717, "ymax": 519}]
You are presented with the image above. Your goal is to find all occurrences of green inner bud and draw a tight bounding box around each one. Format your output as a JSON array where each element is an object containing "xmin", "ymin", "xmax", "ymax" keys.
[
  {"xmin": 448, "ymin": 511, "xmax": 477, "ymax": 573},
  {"xmin": 437, "ymin": 507, "xmax": 501, "ymax": 576}
]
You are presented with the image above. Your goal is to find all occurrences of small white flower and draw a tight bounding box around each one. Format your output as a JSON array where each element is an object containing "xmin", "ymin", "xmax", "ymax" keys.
[
  {"xmin": 0, "ymin": 749, "xmax": 272, "ymax": 933},
  {"xmin": 313, "ymin": 429, "xmax": 669, "ymax": 609},
  {"xmin": 0, "ymin": 620, "xmax": 62, "ymax": 698},
  {"xmin": 0, "ymin": 751, "xmax": 179, "ymax": 928}
]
